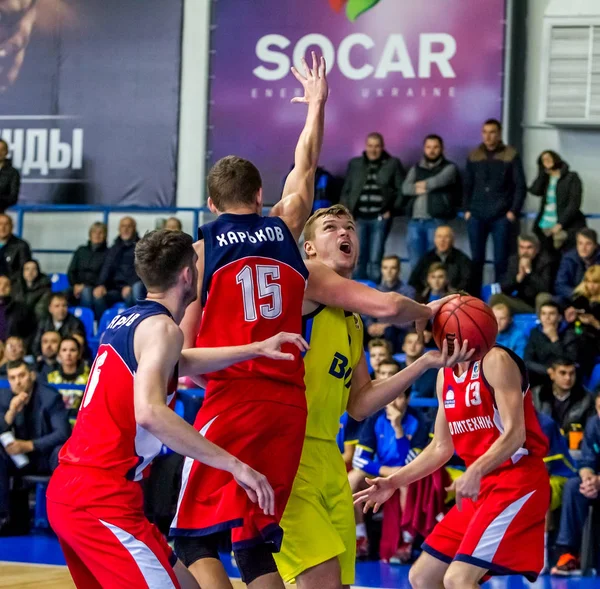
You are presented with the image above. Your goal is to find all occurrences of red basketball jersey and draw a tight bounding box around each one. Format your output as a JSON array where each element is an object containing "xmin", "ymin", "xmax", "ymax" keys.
[
  {"xmin": 57, "ymin": 301, "xmax": 178, "ymax": 482},
  {"xmin": 196, "ymin": 213, "xmax": 308, "ymax": 409},
  {"xmin": 442, "ymin": 346, "xmax": 548, "ymax": 469}
]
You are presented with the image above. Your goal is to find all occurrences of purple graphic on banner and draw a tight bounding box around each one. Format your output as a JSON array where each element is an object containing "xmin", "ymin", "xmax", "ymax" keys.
[{"xmin": 208, "ymin": 0, "xmax": 505, "ymax": 204}]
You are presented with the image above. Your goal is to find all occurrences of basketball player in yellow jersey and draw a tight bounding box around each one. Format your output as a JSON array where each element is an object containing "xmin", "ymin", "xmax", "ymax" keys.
[{"xmin": 274, "ymin": 204, "xmax": 473, "ymax": 589}]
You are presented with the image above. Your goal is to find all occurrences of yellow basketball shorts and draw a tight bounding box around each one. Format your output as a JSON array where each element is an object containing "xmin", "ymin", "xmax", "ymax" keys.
[{"xmin": 275, "ymin": 438, "xmax": 355, "ymax": 585}]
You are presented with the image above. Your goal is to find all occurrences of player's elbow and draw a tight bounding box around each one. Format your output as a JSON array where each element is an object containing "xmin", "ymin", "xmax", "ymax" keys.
[
  {"xmin": 507, "ymin": 424, "xmax": 527, "ymax": 450},
  {"xmin": 434, "ymin": 440, "xmax": 455, "ymax": 464},
  {"xmin": 346, "ymin": 399, "xmax": 369, "ymax": 422},
  {"xmin": 134, "ymin": 403, "xmax": 162, "ymax": 432}
]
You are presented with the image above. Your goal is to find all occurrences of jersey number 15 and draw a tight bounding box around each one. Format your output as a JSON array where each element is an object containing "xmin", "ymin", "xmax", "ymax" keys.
[{"xmin": 236, "ymin": 265, "xmax": 282, "ymax": 322}]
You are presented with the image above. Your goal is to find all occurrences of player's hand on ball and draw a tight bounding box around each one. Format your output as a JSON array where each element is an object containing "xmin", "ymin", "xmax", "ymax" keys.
[
  {"xmin": 254, "ymin": 332, "xmax": 309, "ymax": 361},
  {"xmin": 353, "ymin": 476, "xmax": 396, "ymax": 514},
  {"xmin": 446, "ymin": 468, "xmax": 481, "ymax": 511},
  {"xmin": 416, "ymin": 294, "xmax": 459, "ymax": 333},
  {"xmin": 425, "ymin": 338, "xmax": 475, "ymax": 369},
  {"xmin": 232, "ymin": 461, "xmax": 275, "ymax": 516},
  {"xmin": 291, "ymin": 51, "xmax": 328, "ymax": 104}
]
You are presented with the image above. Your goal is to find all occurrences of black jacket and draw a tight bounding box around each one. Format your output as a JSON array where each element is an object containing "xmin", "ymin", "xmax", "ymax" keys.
[
  {"xmin": 0, "ymin": 234, "xmax": 31, "ymax": 281},
  {"xmin": 499, "ymin": 251, "xmax": 554, "ymax": 307},
  {"xmin": 464, "ymin": 143, "xmax": 527, "ymax": 220},
  {"xmin": 68, "ymin": 241, "xmax": 108, "ymax": 287},
  {"xmin": 401, "ymin": 157, "xmax": 461, "ymax": 219},
  {"xmin": 340, "ymin": 151, "xmax": 405, "ymax": 216},
  {"xmin": 0, "ymin": 161, "xmax": 20, "ymax": 212},
  {"xmin": 99, "ymin": 235, "xmax": 140, "ymax": 290},
  {"xmin": 11, "ymin": 261, "xmax": 52, "ymax": 318},
  {"xmin": 532, "ymin": 381, "xmax": 595, "ymax": 432},
  {"xmin": 0, "ymin": 382, "xmax": 70, "ymax": 456},
  {"xmin": 408, "ymin": 247, "xmax": 473, "ymax": 294},
  {"xmin": 0, "ymin": 296, "xmax": 37, "ymax": 349},
  {"xmin": 33, "ymin": 313, "xmax": 86, "ymax": 357},
  {"xmin": 529, "ymin": 162, "xmax": 586, "ymax": 238}
]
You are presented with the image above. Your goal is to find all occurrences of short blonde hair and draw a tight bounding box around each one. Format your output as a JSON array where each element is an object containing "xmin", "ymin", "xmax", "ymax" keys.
[
  {"xmin": 303, "ymin": 204, "xmax": 354, "ymax": 242},
  {"xmin": 573, "ymin": 264, "xmax": 600, "ymax": 301}
]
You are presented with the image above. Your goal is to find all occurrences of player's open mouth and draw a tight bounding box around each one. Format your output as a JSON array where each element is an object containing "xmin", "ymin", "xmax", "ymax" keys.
[{"xmin": 339, "ymin": 241, "xmax": 352, "ymax": 255}]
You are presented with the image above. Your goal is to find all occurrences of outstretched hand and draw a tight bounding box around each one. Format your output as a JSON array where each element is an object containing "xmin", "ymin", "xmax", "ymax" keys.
[
  {"xmin": 353, "ymin": 476, "xmax": 396, "ymax": 514},
  {"xmin": 424, "ymin": 338, "xmax": 475, "ymax": 370},
  {"xmin": 291, "ymin": 51, "xmax": 328, "ymax": 105},
  {"xmin": 253, "ymin": 332, "xmax": 309, "ymax": 361}
]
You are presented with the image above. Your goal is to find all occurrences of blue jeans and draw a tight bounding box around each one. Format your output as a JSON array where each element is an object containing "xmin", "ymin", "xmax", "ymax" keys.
[
  {"xmin": 354, "ymin": 216, "xmax": 392, "ymax": 283},
  {"xmin": 407, "ymin": 218, "xmax": 442, "ymax": 269},
  {"xmin": 467, "ymin": 216, "xmax": 512, "ymax": 294},
  {"xmin": 556, "ymin": 476, "xmax": 597, "ymax": 553}
]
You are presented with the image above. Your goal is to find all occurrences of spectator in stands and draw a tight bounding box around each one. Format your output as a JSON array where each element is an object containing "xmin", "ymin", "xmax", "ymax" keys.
[
  {"xmin": 165, "ymin": 217, "xmax": 183, "ymax": 231},
  {"xmin": 409, "ymin": 225, "xmax": 472, "ymax": 294},
  {"xmin": 555, "ymin": 228, "xmax": 600, "ymax": 305},
  {"xmin": 94, "ymin": 216, "xmax": 144, "ymax": 314},
  {"xmin": 0, "ymin": 359, "xmax": 70, "ymax": 534},
  {"xmin": 0, "ymin": 275, "xmax": 36, "ymax": 349},
  {"xmin": 11, "ymin": 260, "xmax": 51, "ymax": 320},
  {"xmin": 464, "ymin": 119, "xmax": 526, "ymax": 293},
  {"xmin": 363, "ymin": 255, "xmax": 415, "ymax": 352},
  {"xmin": 415, "ymin": 262, "xmax": 450, "ymax": 304},
  {"xmin": 340, "ymin": 132, "xmax": 405, "ymax": 283},
  {"xmin": 368, "ymin": 338, "xmax": 392, "ymax": 379},
  {"xmin": 36, "ymin": 331, "xmax": 61, "ymax": 381},
  {"xmin": 47, "ymin": 337, "xmax": 90, "ymax": 422},
  {"xmin": 492, "ymin": 302, "xmax": 526, "ymax": 358},
  {"xmin": 350, "ymin": 366, "xmax": 428, "ymax": 558},
  {"xmin": 0, "ymin": 214, "xmax": 30, "ymax": 281},
  {"xmin": 524, "ymin": 301, "xmax": 578, "ymax": 387},
  {"xmin": 529, "ymin": 150, "xmax": 585, "ymax": 255},
  {"xmin": 0, "ymin": 336, "xmax": 28, "ymax": 378},
  {"xmin": 399, "ymin": 331, "xmax": 437, "ymax": 399},
  {"xmin": 402, "ymin": 135, "xmax": 460, "ymax": 269},
  {"xmin": 532, "ymin": 358, "xmax": 594, "ymax": 433},
  {"xmin": 550, "ymin": 391, "xmax": 600, "ymax": 576},
  {"xmin": 67, "ymin": 222, "xmax": 108, "ymax": 318},
  {"xmin": 491, "ymin": 233, "xmax": 553, "ymax": 314},
  {"xmin": 33, "ymin": 293, "xmax": 85, "ymax": 357},
  {"xmin": 0, "ymin": 140, "xmax": 20, "ymax": 213}
]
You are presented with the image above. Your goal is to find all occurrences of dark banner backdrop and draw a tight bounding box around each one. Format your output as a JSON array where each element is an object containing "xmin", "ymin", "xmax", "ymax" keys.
[{"xmin": 0, "ymin": 0, "xmax": 182, "ymax": 206}]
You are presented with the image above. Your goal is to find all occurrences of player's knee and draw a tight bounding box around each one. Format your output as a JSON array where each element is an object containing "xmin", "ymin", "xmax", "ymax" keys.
[
  {"xmin": 408, "ymin": 562, "xmax": 433, "ymax": 589},
  {"xmin": 443, "ymin": 567, "xmax": 469, "ymax": 589},
  {"xmin": 297, "ymin": 557, "xmax": 342, "ymax": 589},
  {"xmin": 173, "ymin": 535, "xmax": 220, "ymax": 568},
  {"xmin": 234, "ymin": 543, "xmax": 278, "ymax": 585}
]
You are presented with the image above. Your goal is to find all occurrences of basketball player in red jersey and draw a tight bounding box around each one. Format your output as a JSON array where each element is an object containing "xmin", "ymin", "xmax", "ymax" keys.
[
  {"xmin": 46, "ymin": 230, "xmax": 309, "ymax": 589},
  {"xmin": 354, "ymin": 344, "xmax": 551, "ymax": 587}
]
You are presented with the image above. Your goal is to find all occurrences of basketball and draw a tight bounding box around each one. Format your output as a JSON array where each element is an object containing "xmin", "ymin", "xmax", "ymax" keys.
[{"xmin": 432, "ymin": 295, "xmax": 498, "ymax": 361}]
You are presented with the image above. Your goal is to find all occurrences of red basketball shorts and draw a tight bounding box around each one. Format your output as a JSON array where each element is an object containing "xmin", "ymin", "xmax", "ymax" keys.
[
  {"xmin": 47, "ymin": 467, "xmax": 179, "ymax": 589},
  {"xmin": 170, "ymin": 396, "xmax": 307, "ymax": 551},
  {"xmin": 422, "ymin": 456, "xmax": 550, "ymax": 582}
]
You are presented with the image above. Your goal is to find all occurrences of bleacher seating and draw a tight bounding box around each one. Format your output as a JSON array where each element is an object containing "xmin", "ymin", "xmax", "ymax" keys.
[
  {"xmin": 481, "ymin": 283, "xmax": 501, "ymax": 304},
  {"xmin": 356, "ymin": 279, "xmax": 377, "ymax": 289},
  {"xmin": 69, "ymin": 306, "xmax": 95, "ymax": 342},
  {"xmin": 97, "ymin": 304, "xmax": 127, "ymax": 335},
  {"xmin": 50, "ymin": 272, "xmax": 69, "ymax": 293},
  {"xmin": 512, "ymin": 313, "xmax": 538, "ymax": 338}
]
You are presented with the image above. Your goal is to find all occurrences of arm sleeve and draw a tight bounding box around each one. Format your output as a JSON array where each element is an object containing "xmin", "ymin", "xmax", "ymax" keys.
[
  {"xmin": 67, "ymin": 250, "xmax": 80, "ymax": 286},
  {"xmin": 558, "ymin": 173, "xmax": 583, "ymax": 228},
  {"xmin": 32, "ymin": 394, "xmax": 70, "ymax": 453},
  {"xmin": 510, "ymin": 155, "xmax": 527, "ymax": 214},
  {"xmin": 528, "ymin": 171, "xmax": 546, "ymax": 196},
  {"xmin": 554, "ymin": 258, "xmax": 574, "ymax": 302},
  {"xmin": 339, "ymin": 162, "xmax": 354, "ymax": 207},
  {"xmin": 425, "ymin": 163, "xmax": 458, "ymax": 191},
  {"xmin": 463, "ymin": 158, "xmax": 474, "ymax": 210},
  {"xmin": 402, "ymin": 166, "xmax": 418, "ymax": 196},
  {"xmin": 579, "ymin": 418, "xmax": 600, "ymax": 472},
  {"xmin": 98, "ymin": 247, "xmax": 115, "ymax": 285},
  {"xmin": 524, "ymin": 332, "xmax": 548, "ymax": 376}
]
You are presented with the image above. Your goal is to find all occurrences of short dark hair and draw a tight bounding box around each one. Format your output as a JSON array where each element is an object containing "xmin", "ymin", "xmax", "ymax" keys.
[
  {"xmin": 381, "ymin": 254, "xmax": 400, "ymax": 266},
  {"xmin": 518, "ymin": 233, "xmax": 540, "ymax": 249},
  {"xmin": 577, "ymin": 228, "xmax": 598, "ymax": 245},
  {"xmin": 539, "ymin": 300, "xmax": 560, "ymax": 314},
  {"xmin": 424, "ymin": 134, "xmax": 444, "ymax": 148},
  {"xmin": 367, "ymin": 132, "xmax": 384, "ymax": 145},
  {"xmin": 60, "ymin": 336, "xmax": 81, "ymax": 353},
  {"xmin": 550, "ymin": 357, "xmax": 577, "ymax": 369},
  {"xmin": 378, "ymin": 359, "xmax": 401, "ymax": 372},
  {"xmin": 484, "ymin": 118, "xmax": 502, "ymax": 130},
  {"xmin": 207, "ymin": 156, "xmax": 262, "ymax": 211},
  {"xmin": 49, "ymin": 293, "xmax": 68, "ymax": 305},
  {"xmin": 135, "ymin": 229, "xmax": 195, "ymax": 291},
  {"xmin": 427, "ymin": 262, "xmax": 447, "ymax": 276},
  {"xmin": 6, "ymin": 359, "xmax": 30, "ymax": 372}
]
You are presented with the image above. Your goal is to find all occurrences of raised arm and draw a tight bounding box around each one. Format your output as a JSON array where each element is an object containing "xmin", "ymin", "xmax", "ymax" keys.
[
  {"xmin": 353, "ymin": 370, "xmax": 456, "ymax": 513},
  {"xmin": 270, "ymin": 52, "xmax": 328, "ymax": 241},
  {"xmin": 133, "ymin": 316, "xmax": 274, "ymax": 515}
]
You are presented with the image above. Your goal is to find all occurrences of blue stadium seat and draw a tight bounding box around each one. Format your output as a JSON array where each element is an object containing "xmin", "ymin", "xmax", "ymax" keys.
[
  {"xmin": 97, "ymin": 304, "xmax": 127, "ymax": 336},
  {"xmin": 50, "ymin": 272, "xmax": 69, "ymax": 293},
  {"xmin": 392, "ymin": 353, "xmax": 406, "ymax": 364},
  {"xmin": 356, "ymin": 279, "xmax": 377, "ymax": 289},
  {"xmin": 584, "ymin": 362, "xmax": 600, "ymax": 392},
  {"xmin": 481, "ymin": 283, "xmax": 501, "ymax": 304},
  {"xmin": 69, "ymin": 306, "xmax": 95, "ymax": 340},
  {"xmin": 512, "ymin": 313, "xmax": 538, "ymax": 337}
]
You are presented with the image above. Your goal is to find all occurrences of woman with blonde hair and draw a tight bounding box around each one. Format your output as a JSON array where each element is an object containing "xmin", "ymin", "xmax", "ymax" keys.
[{"xmin": 572, "ymin": 264, "xmax": 600, "ymax": 304}]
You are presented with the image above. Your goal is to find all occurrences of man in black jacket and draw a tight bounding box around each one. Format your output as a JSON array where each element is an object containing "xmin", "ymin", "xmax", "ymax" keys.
[
  {"xmin": 402, "ymin": 135, "xmax": 460, "ymax": 269},
  {"xmin": 491, "ymin": 233, "xmax": 553, "ymax": 314},
  {"xmin": 464, "ymin": 119, "xmax": 526, "ymax": 293},
  {"xmin": 67, "ymin": 222, "xmax": 108, "ymax": 317},
  {"xmin": 340, "ymin": 133, "xmax": 404, "ymax": 283},
  {"xmin": 0, "ymin": 360, "xmax": 70, "ymax": 534},
  {"xmin": 0, "ymin": 214, "xmax": 30, "ymax": 281},
  {"xmin": 532, "ymin": 358, "xmax": 594, "ymax": 433},
  {"xmin": 93, "ymin": 216, "xmax": 145, "ymax": 318},
  {"xmin": 409, "ymin": 225, "xmax": 473, "ymax": 294},
  {"xmin": 0, "ymin": 140, "xmax": 20, "ymax": 213},
  {"xmin": 0, "ymin": 275, "xmax": 37, "ymax": 350}
]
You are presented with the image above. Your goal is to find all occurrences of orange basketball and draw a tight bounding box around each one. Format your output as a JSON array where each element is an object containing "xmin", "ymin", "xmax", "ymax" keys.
[{"xmin": 432, "ymin": 295, "xmax": 498, "ymax": 361}]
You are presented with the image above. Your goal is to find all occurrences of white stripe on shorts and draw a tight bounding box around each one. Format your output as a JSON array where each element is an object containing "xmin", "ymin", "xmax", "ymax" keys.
[
  {"xmin": 99, "ymin": 519, "xmax": 176, "ymax": 589},
  {"xmin": 471, "ymin": 490, "xmax": 536, "ymax": 563}
]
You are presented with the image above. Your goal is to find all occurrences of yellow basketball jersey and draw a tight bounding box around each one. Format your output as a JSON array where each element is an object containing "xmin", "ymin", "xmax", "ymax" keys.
[{"xmin": 302, "ymin": 305, "xmax": 364, "ymax": 441}]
